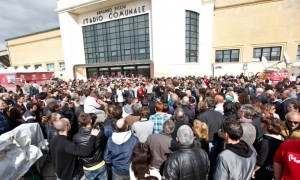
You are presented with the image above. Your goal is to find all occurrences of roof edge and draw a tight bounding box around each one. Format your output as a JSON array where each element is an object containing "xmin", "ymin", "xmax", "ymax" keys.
[{"xmin": 5, "ymin": 27, "xmax": 60, "ymax": 41}]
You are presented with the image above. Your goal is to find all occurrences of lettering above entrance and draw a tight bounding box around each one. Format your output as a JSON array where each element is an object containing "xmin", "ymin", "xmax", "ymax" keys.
[{"xmin": 80, "ymin": 0, "xmax": 151, "ymax": 26}]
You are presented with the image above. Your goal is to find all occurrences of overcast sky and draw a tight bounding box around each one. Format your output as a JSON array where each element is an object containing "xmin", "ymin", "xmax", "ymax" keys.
[{"xmin": 0, "ymin": 0, "xmax": 59, "ymax": 48}]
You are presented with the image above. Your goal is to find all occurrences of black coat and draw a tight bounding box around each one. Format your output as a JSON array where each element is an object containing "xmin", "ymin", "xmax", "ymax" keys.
[
  {"xmin": 163, "ymin": 144, "xmax": 209, "ymax": 180},
  {"xmin": 198, "ymin": 109, "xmax": 224, "ymax": 141},
  {"xmin": 73, "ymin": 126, "xmax": 107, "ymax": 168},
  {"xmin": 182, "ymin": 104, "xmax": 195, "ymax": 123}
]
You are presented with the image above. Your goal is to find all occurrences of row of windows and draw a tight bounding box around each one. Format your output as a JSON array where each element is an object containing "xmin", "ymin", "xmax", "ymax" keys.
[
  {"xmin": 15, "ymin": 63, "xmax": 65, "ymax": 71},
  {"xmin": 215, "ymin": 46, "xmax": 300, "ymax": 63},
  {"xmin": 83, "ymin": 14, "xmax": 150, "ymax": 64}
]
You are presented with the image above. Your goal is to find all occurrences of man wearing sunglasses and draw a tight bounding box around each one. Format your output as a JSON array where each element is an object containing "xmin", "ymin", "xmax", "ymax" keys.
[{"xmin": 281, "ymin": 111, "xmax": 300, "ymax": 139}]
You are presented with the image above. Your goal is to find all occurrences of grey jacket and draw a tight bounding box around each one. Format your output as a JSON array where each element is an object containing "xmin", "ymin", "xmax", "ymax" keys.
[{"xmin": 214, "ymin": 142, "xmax": 257, "ymax": 180}]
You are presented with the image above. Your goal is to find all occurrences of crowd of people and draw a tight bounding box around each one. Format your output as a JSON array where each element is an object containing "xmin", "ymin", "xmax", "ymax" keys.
[{"xmin": 1, "ymin": 73, "xmax": 300, "ymax": 180}]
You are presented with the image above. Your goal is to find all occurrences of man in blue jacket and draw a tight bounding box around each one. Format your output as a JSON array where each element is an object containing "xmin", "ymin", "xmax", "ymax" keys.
[{"xmin": 104, "ymin": 118, "xmax": 139, "ymax": 179}]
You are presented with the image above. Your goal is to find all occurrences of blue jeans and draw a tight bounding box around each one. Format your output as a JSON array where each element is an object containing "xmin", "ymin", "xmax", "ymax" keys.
[
  {"xmin": 84, "ymin": 165, "xmax": 108, "ymax": 180},
  {"xmin": 95, "ymin": 109, "xmax": 106, "ymax": 115},
  {"xmin": 112, "ymin": 171, "xmax": 130, "ymax": 180}
]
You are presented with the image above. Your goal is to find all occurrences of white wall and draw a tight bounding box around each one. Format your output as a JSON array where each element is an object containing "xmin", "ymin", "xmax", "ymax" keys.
[
  {"xmin": 151, "ymin": 0, "xmax": 214, "ymax": 77},
  {"xmin": 58, "ymin": 12, "xmax": 86, "ymax": 79}
]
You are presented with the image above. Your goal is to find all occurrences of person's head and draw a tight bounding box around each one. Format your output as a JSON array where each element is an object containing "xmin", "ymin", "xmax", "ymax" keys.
[
  {"xmin": 78, "ymin": 112, "xmax": 93, "ymax": 127},
  {"xmin": 116, "ymin": 118, "xmax": 128, "ymax": 132},
  {"xmin": 130, "ymin": 143, "xmax": 152, "ymax": 179},
  {"xmin": 204, "ymin": 97, "xmax": 215, "ymax": 108},
  {"xmin": 140, "ymin": 107, "xmax": 150, "ymax": 119},
  {"xmin": 193, "ymin": 119, "xmax": 209, "ymax": 142},
  {"xmin": 261, "ymin": 116, "xmax": 281, "ymax": 135},
  {"xmin": 174, "ymin": 108, "xmax": 185, "ymax": 122},
  {"xmin": 215, "ymin": 95, "xmax": 224, "ymax": 105},
  {"xmin": 263, "ymin": 103, "xmax": 276, "ymax": 117},
  {"xmin": 107, "ymin": 105, "xmax": 116, "ymax": 118},
  {"xmin": 282, "ymin": 89, "xmax": 290, "ymax": 100},
  {"xmin": 0, "ymin": 99, "xmax": 7, "ymax": 110},
  {"xmin": 173, "ymin": 101, "xmax": 181, "ymax": 110},
  {"xmin": 90, "ymin": 90, "xmax": 99, "ymax": 98},
  {"xmin": 16, "ymin": 95, "xmax": 25, "ymax": 104},
  {"xmin": 155, "ymin": 101, "xmax": 164, "ymax": 112},
  {"xmin": 51, "ymin": 88, "xmax": 59, "ymax": 96},
  {"xmin": 238, "ymin": 104, "xmax": 256, "ymax": 120},
  {"xmin": 26, "ymin": 102, "xmax": 37, "ymax": 112},
  {"xmin": 162, "ymin": 103, "xmax": 169, "ymax": 113},
  {"xmin": 176, "ymin": 125, "xmax": 194, "ymax": 146},
  {"xmin": 112, "ymin": 105, "xmax": 123, "ymax": 120},
  {"xmin": 182, "ymin": 96, "xmax": 189, "ymax": 105},
  {"xmin": 222, "ymin": 120, "xmax": 243, "ymax": 141},
  {"xmin": 162, "ymin": 120, "xmax": 175, "ymax": 134},
  {"xmin": 238, "ymin": 92, "xmax": 251, "ymax": 105},
  {"xmin": 285, "ymin": 112, "xmax": 300, "ymax": 130},
  {"xmin": 131, "ymin": 103, "xmax": 141, "ymax": 116},
  {"xmin": 48, "ymin": 112, "xmax": 61, "ymax": 126},
  {"xmin": 288, "ymin": 101, "xmax": 300, "ymax": 112},
  {"xmin": 54, "ymin": 118, "xmax": 71, "ymax": 133}
]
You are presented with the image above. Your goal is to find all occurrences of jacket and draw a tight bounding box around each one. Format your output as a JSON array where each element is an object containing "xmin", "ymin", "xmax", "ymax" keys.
[
  {"xmin": 281, "ymin": 121, "xmax": 300, "ymax": 139},
  {"xmin": 163, "ymin": 144, "xmax": 210, "ymax": 180},
  {"xmin": 73, "ymin": 126, "xmax": 107, "ymax": 168},
  {"xmin": 104, "ymin": 131, "xmax": 139, "ymax": 175},
  {"xmin": 181, "ymin": 104, "xmax": 195, "ymax": 123},
  {"xmin": 214, "ymin": 140, "xmax": 257, "ymax": 180},
  {"xmin": 197, "ymin": 109, "xmax": 224, "ymax": 141},
  {"xmin": 146, "ymin": 132, "xmax": 173, "ymax": 169},
  {"xmin": 22, "ymin": 110, "xmax": 36, "ymax": 123}
]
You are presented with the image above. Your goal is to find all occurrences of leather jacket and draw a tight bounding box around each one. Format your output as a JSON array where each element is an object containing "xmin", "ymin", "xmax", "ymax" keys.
[
  {"xmin": 163, "ymin": 144, "xmax": 210, "ymax": 180},
  {"xmin": 73, "ymin": 126, "xmax": 107, "ymax": 168}
]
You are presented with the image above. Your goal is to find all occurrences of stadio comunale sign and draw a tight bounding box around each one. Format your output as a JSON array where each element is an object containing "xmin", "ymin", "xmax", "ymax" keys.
[{"xmin": 81, "ymin": 2, "xmax": 150, "ymax": 26}]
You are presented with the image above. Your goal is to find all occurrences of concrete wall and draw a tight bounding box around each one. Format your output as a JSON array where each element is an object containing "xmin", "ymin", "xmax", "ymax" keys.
[
  {"xmin": 7, "ymin": 29, "xmax": 65, "ymax": 73},
  {"xmin": 213, "ymin": 0, "xmax": 300, "ymax": 76}
]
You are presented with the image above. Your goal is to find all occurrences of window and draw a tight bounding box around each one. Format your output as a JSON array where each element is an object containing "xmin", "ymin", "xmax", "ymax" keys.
[
  {"xmin": 186, "ymin": 11, "xmax": 199, "ymax": 63},
  {"xmin": 82, "ymin": 14, "xmax": 150, "ymax": 64},
  {"xmin": 253, "ymin": 46, "xmax": 281, "ymax": 61},
  {"xmin": 24, "ymin": 65, "xmax": 30, "ymax": 69},
  {"xmin": 59, "ymin": 62, "xmax": 65, "ymax": 71},
  {"xmin": 215, "ymin": 49, "xmax": 240, "ymax": 63},
  {"xmin": 46, "ymin": 63, "xmax": 55, "ymax": 71},
  {"xmin": 34, "ymin": 64, "xmax": 42, "ymax": 69},
  {"xmin": 297, "ymin": 45, "xmax": 300, "ymax": 60}
]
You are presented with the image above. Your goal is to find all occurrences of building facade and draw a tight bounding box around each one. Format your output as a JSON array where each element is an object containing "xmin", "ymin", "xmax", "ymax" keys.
[
  {"xmin": 6, "ymin": 28, "xmax": 65, "ymax": 76},
  {"xmin": 56, "ymin": 0, "xmax": 215, "ymax": 79},
  {"xmin": 213, "ymin": 0, "xmax": 300, "ymax": 76}
]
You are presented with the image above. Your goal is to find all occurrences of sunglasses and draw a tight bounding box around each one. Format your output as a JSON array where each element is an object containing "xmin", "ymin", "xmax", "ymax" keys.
[{"xmin": 287, "ymin": 120, "xmax": 300, "ymax": 125}]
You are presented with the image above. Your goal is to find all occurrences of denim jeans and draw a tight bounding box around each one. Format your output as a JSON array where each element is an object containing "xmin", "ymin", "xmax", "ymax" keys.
[
  {"xmin": 57, "ymin": 174, "xmax": 80, "ymax": 180},
  {"xmin": 84, "ymin": 165, "xmax": 108, "ymax": 180},
  {"xmin": 112, "ymin": 171, "xmax": 130, "ymax": 180},
  {"xmin": 95, "ymin": 109, "xmax": 106, "ymax": 115}
]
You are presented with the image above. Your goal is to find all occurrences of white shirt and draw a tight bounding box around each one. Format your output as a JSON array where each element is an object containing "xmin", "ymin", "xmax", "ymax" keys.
[
  {"xmin": 215, "ymin": 103, "xmax": 224, "ymax": 115},
  {"xmin": 117, "ymin": 89, "xmax": 124, "ymax": 102},
  {"xmin": 129, "ymin": 164, "xmax": 161, "ymax": 180},
  {"xmin": 84, "ymin": 96, "xmax": 100, "ymax": 113}
]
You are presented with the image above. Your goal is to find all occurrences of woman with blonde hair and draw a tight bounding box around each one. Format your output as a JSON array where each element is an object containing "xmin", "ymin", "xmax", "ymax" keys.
[{"xmin": 193, "ymin": 119, "xmax": 209, "ymax": 153}]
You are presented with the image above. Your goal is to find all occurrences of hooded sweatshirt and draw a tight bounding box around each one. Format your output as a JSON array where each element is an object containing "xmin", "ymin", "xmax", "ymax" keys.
[
  {"xmin": 104, "ymin": 131, "xmax": 139, "ymax": 175},
  {"xmin": 214, "ymin": 140, "xmax": 257, "ymax": 180}
]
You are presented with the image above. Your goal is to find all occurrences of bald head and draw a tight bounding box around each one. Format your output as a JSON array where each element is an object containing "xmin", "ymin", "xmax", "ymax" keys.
[
  {"xmin": 285, "ymin": 112, "xmax": 300, "ymax": 130},
  {"xmin": 215, "ymin": 95, "xmax": 224, "ymax": 104},
  {"xmin": 54, "ymin": 118, "xmax": 70, "ymax": 132},
  {"xmin": 182, "ymin": 96, "xmax": 189, "ymax": 104}
]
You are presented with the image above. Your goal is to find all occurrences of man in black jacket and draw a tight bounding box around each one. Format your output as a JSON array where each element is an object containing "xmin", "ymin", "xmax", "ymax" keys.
[
  {"xmin": 73, "ymin": 113, "xmax": 108, "ymax": 180},
  {"xmin": 181, "ymin": 96, "xmax": 195, "ymax": 123},
  {"xmin": 163, "ymin": 125, "xmax": 209, "ymax": 180},
  {"xmin": 50, "ymin": 118, "xmax": 100, "ymax": 180}
]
